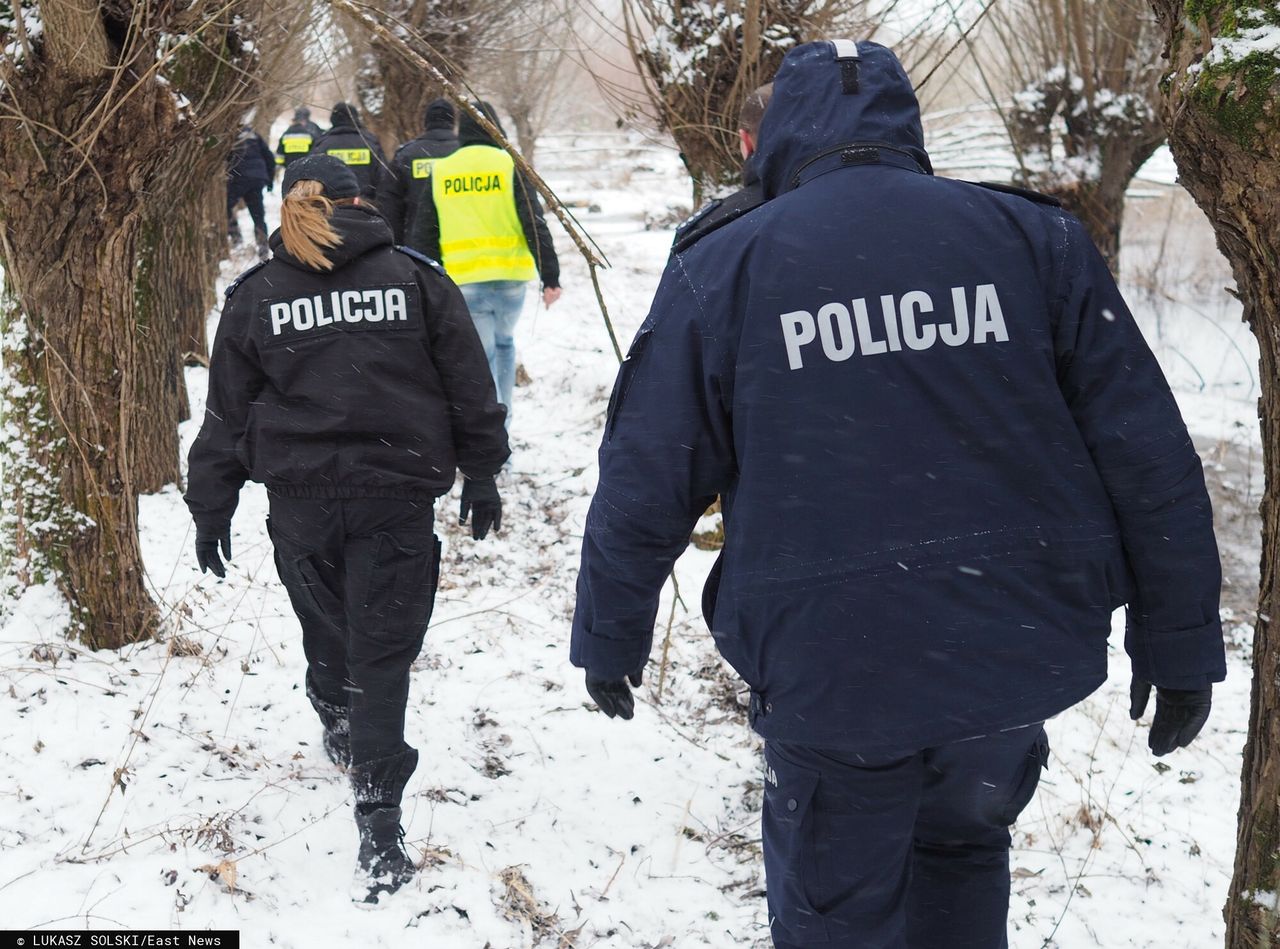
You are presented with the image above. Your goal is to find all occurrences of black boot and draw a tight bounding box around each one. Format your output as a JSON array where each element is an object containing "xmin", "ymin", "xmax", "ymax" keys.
[{"xmin": 353, "ymin": 806, "xmax": 415, "ymax": 904}]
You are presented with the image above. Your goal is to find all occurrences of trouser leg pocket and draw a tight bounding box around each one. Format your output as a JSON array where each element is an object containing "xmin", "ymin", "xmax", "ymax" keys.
[
  {"xmin": 762, "ymin": 744, "xmax": 827, "ymax": 944},
  {"xmin": 999, "ymin": 727, "xmax": 1049, "ymax": 826}
]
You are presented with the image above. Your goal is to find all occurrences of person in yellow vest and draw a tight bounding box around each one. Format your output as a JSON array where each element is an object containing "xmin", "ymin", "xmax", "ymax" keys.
[{"xmin": 408, "ymin": 101, "xmax": 560, "ymax": 427}]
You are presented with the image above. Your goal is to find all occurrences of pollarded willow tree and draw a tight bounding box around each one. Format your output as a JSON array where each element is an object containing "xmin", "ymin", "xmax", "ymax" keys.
[
  {"xmin": 476, "ymin": 0, "xmax": 578, "ymax": 163},
  {"xmin": 622, "ymin": 0, "xmax": 855, "ymax": 204},
  {"xmin": 986, "ymin": 0, "xmax": 1166, "ymax": 270},
  {"xmin": 1146, "ymin": 0, "xmax": 1280, "ymax": 943},
  {"xmin": 344, "ymin": 0, "xmax": 511, "ymax": 147},
  {"xmin": 0, "ymin": 0, "xmax": 267, "ymax": 646}
]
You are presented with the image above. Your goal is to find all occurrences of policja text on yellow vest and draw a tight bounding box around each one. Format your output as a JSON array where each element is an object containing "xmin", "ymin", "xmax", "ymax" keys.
[{"xmin": 431, "ymin": 144, "xmax": 537, "ymax": 286}]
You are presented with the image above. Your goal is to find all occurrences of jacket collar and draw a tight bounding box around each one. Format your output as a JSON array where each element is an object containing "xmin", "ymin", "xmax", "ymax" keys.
[{"xmin": 269, "ymin": 204, "xmax": 393, "ymax": 273}]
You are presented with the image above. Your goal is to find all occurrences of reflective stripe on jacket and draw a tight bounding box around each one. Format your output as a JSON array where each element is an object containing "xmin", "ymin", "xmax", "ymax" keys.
[{"xmin": 430, "ymin": 145, "xmax": 537, "ymax": 284}]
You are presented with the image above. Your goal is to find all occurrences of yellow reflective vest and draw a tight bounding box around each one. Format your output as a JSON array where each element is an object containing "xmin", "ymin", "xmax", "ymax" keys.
[{"xmin": 430, "ymin": 145, "xmax": 536, "ymax": 285}]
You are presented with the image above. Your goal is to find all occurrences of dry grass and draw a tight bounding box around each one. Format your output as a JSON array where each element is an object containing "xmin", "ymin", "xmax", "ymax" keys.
[{"xmin": 497, "ymin": 865, "xmax": 565, "ymax": 944}]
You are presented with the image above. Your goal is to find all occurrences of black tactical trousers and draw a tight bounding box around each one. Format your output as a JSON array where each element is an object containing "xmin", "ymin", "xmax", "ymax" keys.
[
  {"xmin": 267, "ymin": 495, "xmax": 441, "ymax": 807},
  {"xmin": 765, "ymin": 724, "xmax": 1050, "ymax": 949},
  {"xmin": 226, "ymin": 177, "xmax": 268, "ymax": 240}
]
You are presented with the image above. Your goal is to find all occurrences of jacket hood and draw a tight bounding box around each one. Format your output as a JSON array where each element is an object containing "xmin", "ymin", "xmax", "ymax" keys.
[
  {"xmin": 754, "ymin": 40, "xmax": 931, "ymax": 199},
  {"xmin": 458, "ymin": 101, "xmax": 506, "ymax": 147},
  {"xmin": 269, "ymin": 204, "xmax": 393, "ymax": 273}
]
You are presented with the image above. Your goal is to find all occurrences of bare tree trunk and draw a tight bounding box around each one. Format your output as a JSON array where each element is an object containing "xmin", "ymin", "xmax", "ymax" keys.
[
  {"xmin": 0, "ymin": 0, "xmax": 267, "ymax": 645},
  {"xmin": 151, "ymin": 168, "xmax": 229, "ymax": 370},
  {"xmin": 991, "ymin": 0, "xmax": 1166, "ymax": 274},
  {"xmin": 623, "ymin": 0, "xmax": 856, "ymax": 204},
  {"xmin": 1147, "ymin": 1, "xmax": 1280, "ymax": 943},
  {"xmin": 0, "ymin": 186, "xmax": 166, "ymax": 646},
  {"xmin": 347, "ymin": 0, "xmax": 504, "ymax": 148},
  {"xmin": 509, "ymin": 107, "xmax": 538, "ymax": 163},
  {"xmin": 131, "ymin": 221, "xmax": 185, "ymax": 493}
]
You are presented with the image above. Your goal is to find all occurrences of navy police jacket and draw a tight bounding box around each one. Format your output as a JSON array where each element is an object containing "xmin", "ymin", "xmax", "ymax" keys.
[
  {"xmin": 570, "ymin": 40, "xmax": 1225, "ymax": 751},
  {"xmin": 185, "ymin": 204, "xmax": 509, "ymax": 532}
]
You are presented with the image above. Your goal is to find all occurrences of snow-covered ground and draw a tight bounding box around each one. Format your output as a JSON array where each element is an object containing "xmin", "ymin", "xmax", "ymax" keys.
[{"xmin": 0, "ymin": 133, "xmax": 1258, "ymax": 947}]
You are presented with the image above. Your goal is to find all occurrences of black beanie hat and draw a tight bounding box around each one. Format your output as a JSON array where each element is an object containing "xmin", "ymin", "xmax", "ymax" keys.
[
  {"xmin": 457, "ymin": 100, "xmax": 506, "ymax": 146},
  {"xmin": 329, "ymin": 101, "xmax": 359, "ymax": 128},
  {"xmin": 294, "ymin": 106, "xmax": 311, "ymax": 121},
  {"xmin": 282, "ymin": 154, "xmax": 360, "ymax": 200},
  {"xmin": 424, "ymin": 97, "xmax": 456, "ymax": 130}
]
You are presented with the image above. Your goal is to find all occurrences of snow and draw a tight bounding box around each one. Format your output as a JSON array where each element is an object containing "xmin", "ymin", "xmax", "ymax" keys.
[
  {"xmin": 1203, "ymin": 21, "xmax": 1280, "ymax": 69},
  {"xmin": 0, "ymin": 132, "xmax": 1258, "ymax": 946}
]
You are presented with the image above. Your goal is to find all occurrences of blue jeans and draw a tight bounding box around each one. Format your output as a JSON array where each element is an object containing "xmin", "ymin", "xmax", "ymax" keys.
[
  {"xmin": 765, "ymin": 725, "xmax": 1049, "ymax": 948},
  {"xmin": 459, "ymin": 280, "xmax": 526, "ymax": 424}
]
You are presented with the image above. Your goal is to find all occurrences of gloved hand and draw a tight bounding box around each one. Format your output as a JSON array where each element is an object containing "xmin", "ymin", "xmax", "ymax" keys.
[
  {"xmin": 195, "ymin": 524, "xmax": 232, "ymax": 578},
  {"xmin": 1129, "ymin": 678, "xmax": 1212, "ymax": 756},
  {"xmin": 585, "ymin": 669, "xmax": 644, "ymax": 720},
  {"xmin": 459, "ymin": 477, "xmax": 501, "ymax": 540}
]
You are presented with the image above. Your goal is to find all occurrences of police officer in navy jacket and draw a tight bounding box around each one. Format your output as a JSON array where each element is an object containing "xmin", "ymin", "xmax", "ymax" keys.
[
  {"xmin": 309, "ymin": 102, "xmax": 389, "ymax": 200},
  {"xmin": 571, "ymin": 40, "xmax": 1224, "ymax": 948},
  {"xmin": 186, "ymin": 155, "xmax": 508, "ymax": 904}
]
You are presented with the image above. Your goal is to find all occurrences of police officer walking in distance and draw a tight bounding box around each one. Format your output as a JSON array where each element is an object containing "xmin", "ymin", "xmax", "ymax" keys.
[
  {"xmin": 275, "ymin": 106, "xmax": 323, "ymax": 170},
  {"xmin": 310, "ymin": 101, "xmax": 389, "ymax": 200},
  {"xmin": 377, "ymin": 97, "xmax": 460, "ymax": 243},
  {"xmin": 571, "ymin": 41, "xmax": 1225, "ymax": 948},
  {"xmin": 226, "ymin": 123, "xmax": 276, "ymax": 261},
  {"xmin": 409, "ymin": 101, "xmax": 560, "ymax": 428},
  {"xmin": 186, "ymin": 154, "xmax": 508, "ymax": 904}
]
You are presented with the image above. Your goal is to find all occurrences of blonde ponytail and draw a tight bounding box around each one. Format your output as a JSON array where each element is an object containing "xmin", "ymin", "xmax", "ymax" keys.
[{"xmin": 280, "ymin": 180, "xmax": 343, "ymax": 270}]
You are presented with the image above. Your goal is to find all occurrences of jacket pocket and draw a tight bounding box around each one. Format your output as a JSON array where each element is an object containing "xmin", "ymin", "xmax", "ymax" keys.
[
  {"xmin": 605, "ymin": 328, "xmax": 653, "ymax": 440},
  {"xmin": 762, "ymin": 745, "xmax": 827, "ymax": 941}
]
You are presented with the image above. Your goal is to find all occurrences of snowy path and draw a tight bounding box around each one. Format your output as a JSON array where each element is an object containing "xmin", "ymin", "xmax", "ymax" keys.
[{"xmin": 0, "ymin": 137, "xmax": 1258, "ymax": 947}]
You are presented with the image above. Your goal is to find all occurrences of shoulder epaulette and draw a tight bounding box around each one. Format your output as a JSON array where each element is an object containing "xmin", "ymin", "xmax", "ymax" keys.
[
  {"xmin": 671, "ymin": 185, "xmax": 767, "ymax": 254},
  {"xmin": 970, "ymin": 180, "xmax": 1063, "ymax": 207},
  {"xmin": 225, "ymin": 259, "xmax": 269, "ymax": 298},
  {"xmin": 674, "ymin": 198, "xmax": 723, "ymax": 242},
  {"xmin": 394, "ymin": 245, "xmax": 447, "ymax": 276}
]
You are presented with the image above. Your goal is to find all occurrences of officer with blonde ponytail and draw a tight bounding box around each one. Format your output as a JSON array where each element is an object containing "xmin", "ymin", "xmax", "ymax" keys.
[{"xmin": 185, "ymin": 154, "xmax": 509, "ymax": 904}]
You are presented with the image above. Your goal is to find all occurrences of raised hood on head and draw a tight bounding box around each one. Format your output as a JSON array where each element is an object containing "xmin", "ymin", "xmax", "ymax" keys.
[{"xmin": 754, "ymin": 40, "xmax": 931, "ymax": 199}]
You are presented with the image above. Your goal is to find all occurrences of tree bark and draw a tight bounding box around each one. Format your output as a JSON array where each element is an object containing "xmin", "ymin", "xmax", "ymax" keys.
[
  {"xmin": 0, "ymin": 43, "xmax": 187, "ymax": 645},
  {"xmin": 0, "ymin": 185, "xmax": 166, "ymax": 646},
  {"xmin": 350, "ymin": 0, "xmax": 488, "ymax": 148},
  {"xmin": 1147, "ymin": 1, "xmax": 1280, "ymax": 943}
]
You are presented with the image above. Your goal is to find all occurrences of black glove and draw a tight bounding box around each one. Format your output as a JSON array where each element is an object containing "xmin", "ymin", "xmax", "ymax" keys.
[
  {"xmin": 1129, "ymin": 678, "xmax": 1212, "ymax": 756},
  {"xmin": 459, "ymin": 477, "xmax": 501, "ymax": 540},
  {"xmin": 585, "ymin": 670, "xmax": 644, "ymax": 720},
  {"xmin": 195, "ymin": 524, "xmax": 231, "ymax": 579}
]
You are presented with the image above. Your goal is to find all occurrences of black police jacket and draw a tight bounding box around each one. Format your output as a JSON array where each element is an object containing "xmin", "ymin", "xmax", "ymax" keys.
[
  {"xmin": 309, "ymin": 124, "xmax": 389, "ymax": 199},
  {"xmin": 275, "ymin": 121, "xmax": 321, "ymax": 169},
  {"xmin": 185, "ymin": 204, "xmax": 509, "ymax": 531},
  {"xmin": 571, "ymin": 40, "xmax": 1225, "ymax": 751},
  {"xmin": 228, "ymin": 128, "xmax": 275, "ymax": 184},
  {"xmin": 377, "ymin": 128, "xmax": 461, "ymax": 243}
]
